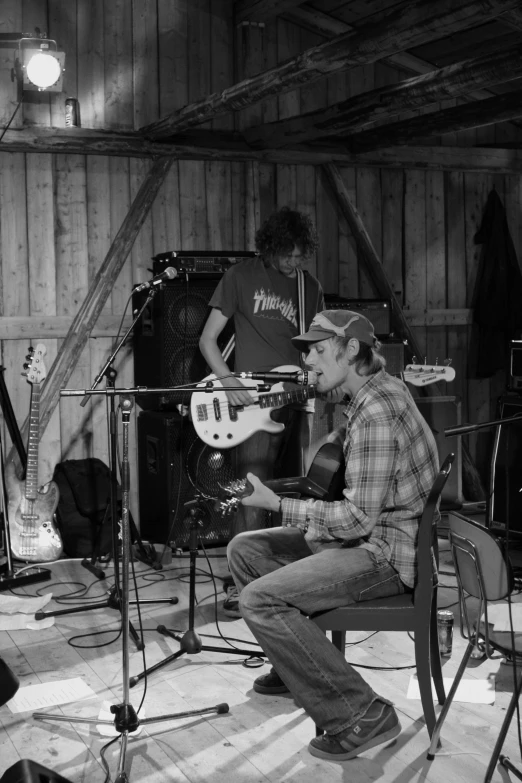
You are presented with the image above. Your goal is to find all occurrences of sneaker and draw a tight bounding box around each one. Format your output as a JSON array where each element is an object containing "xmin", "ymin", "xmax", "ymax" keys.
[
  {"xmin": 222, "ymin": 583, "xmax": 241, "ymax": 618},
  {"xmin": 253, "ymin": 667, "xmax": 289, "ymax": 694},
  {"xmin": 308, "ymin": 700, "xmax": 401, "ymax": 761}
]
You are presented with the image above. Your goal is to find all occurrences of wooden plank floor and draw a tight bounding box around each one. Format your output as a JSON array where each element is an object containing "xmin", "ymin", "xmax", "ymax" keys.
[{"xmin": 1, "ymin": 539, "xmax": 522, "ymax": 782}]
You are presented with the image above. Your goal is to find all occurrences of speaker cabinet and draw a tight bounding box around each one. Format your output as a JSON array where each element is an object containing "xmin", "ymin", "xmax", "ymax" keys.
[
  {"xmin": 132, "ymin": 276, "xmax": 233, "ymax": 411},
  {"xmin": 137, "ymin": 411, "xmax": 235, "ymax": 548},
  {"xmin": 489, "ymin": 395, "xmax": 522, "ymax": 536},
  {"xmin": 414, "ymin": 396, "xmax": 463, "ymax": 508}
]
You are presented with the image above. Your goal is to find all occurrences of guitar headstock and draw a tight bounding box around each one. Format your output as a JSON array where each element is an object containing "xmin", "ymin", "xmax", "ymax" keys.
[
  {"xmin": 22, "ymin": 344, "xmax": 47, "ymax": 385},
  {"xmin": 215, "ymin": 478, "xmax": 251, "ymax": 517},
  {"xmin": 403, "ymin": 362, "xmax": 455, "ymax": 386}
]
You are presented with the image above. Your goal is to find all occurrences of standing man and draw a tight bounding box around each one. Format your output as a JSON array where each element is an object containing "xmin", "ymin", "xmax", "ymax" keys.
[
  {"xmin": 226, "ymin": 310, "xmax": 439, "ymax": 761},
  {"xmin": 199, "ymin": 207, "xmax": 324, "ymax": 615}
]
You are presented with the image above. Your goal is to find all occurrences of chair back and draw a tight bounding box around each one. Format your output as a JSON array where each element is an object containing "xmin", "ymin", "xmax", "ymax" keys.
[
  {"xmin": 448, "ymin": 513, "xmax": 513, "ymax": 652},
  {"xmin": 415, "ymin": 453, "xmax": 455, "ymax": 605},
  {"xmin": 448, "ymin": 513, "xmax": 513, "ymax": 602}
]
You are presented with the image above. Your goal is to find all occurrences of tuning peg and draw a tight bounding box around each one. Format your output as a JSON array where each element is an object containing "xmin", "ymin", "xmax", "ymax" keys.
[
  {"xmin": 411, "ymin": 355, "xmax": 417, "ymax": 364},
  {"xmin": 444, "ymin": 358, "xmax": 452, "ymax": 366},
  {"xmin": 22, "ymin": 362, "xmax": 30, "ymax": 370}
]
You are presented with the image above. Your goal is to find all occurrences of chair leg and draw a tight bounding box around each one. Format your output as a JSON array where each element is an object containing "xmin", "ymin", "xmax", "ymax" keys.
[
  {"xmin": 415, "ymin": 629, "xmax": 437, "ymax": 737},
  {"xmin": 430, "ymin": 614, "xmax": 446, "ymax": 705},
  {"xmin": 484, "ymin": 670, "xmax": 522, "ymax": 783},
  {"xmin": 427, "ymin": 641, "xmax": 474, "ymax": 759}
]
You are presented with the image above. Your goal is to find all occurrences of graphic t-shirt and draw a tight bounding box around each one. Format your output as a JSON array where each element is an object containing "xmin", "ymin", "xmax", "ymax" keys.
[{"xmin": 209, "ymin": 258, "xmax": 324, "ymax": 372}]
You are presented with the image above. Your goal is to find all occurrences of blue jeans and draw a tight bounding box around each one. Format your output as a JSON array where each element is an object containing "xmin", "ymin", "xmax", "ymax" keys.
[{"xmin": 227, "ymin": 526, "xmax": 407, "ymax": 734}]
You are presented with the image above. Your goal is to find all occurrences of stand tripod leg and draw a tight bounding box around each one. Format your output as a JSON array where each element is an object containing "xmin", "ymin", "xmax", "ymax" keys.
[
  {"xmin": 129, "ymin": 507, "xmax": 265, "ymax": 686},
  {"xmin": 32, "ymin": 394, "xmax": 229, "ymax": 783}
]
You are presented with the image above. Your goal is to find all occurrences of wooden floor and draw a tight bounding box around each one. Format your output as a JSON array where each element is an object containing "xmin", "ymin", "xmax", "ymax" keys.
[{"xmin": 1, "ymin": 539, "xmax": 522, "ymax": 783}]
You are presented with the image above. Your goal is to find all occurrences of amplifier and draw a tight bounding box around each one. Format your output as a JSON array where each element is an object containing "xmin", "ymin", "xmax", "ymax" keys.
[
  {"xmin": 323, "ymin": 295, "xmax": 392, "ymax": 338},
  {"xmin": 152, "ymin": 250, "xmax": 257, "ymax": 276}
]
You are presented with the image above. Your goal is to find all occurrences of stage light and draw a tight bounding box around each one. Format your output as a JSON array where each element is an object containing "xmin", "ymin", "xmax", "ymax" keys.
[
  {"xmin": 0, "ymin": 31, "xmax": 65, "ymax": 93},
  {"xmin": 16, "ymin": 39, "xmax": 66, "ymax": 92}
]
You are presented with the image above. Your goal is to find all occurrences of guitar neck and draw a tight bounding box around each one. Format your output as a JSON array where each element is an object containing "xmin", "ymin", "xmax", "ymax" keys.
[
  {"xmin": 258, "ymin": 385, "xmax": 317, "ymax": 409},
  {"xmin": 25, "ymin": 384, "xmax": 40, "ymax": 500}
]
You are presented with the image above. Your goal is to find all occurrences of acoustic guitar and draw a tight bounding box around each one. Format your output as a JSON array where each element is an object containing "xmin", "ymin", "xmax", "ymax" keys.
[
  {"xmin": 217, "ymin": 441, "xmax": 345, "ymax": 517},
  {"xmin": 6, "ymin": 345, "xmax": 62, "ymax": 562},
  {"xmin": 191, "ymin": 363, "xmax": 455, "ymax": 449}
]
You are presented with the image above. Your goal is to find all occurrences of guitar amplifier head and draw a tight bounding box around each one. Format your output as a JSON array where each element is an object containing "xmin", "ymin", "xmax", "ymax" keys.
[
  {"xmin": 324, "ymin": 295, "xmax": 392, "ymax": 338},
  {"xmin": 152, "ymin": 251, "xmax": 257, "ymax": 276}
]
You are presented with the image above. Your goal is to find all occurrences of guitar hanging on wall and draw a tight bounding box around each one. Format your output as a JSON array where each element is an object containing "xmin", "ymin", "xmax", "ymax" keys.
[
  {"xmin": 6, "ymin": 345, "xmax": 62, "ymax": 562},
  {"xmin": 191, "ymin": 362, "xmax": 456, "ymax": 448}
]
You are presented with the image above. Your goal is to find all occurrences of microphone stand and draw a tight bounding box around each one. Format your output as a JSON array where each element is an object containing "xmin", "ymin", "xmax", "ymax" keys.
[
  {"xmin": 35, "ymin": 288, "xmax": 175, "ymax": 646},
  {"xmin": 129, "ymin": 493, "xmax": 264, "ymax": 688},
  {"xmin": 34, "ymin": 386, "xmax": 229, "ymax": 783}
]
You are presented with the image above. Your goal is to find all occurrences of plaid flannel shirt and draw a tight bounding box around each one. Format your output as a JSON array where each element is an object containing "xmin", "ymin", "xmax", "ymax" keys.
[{"xmin": 280, "ymin": 370, "xmax": 439, "ymax": 588}]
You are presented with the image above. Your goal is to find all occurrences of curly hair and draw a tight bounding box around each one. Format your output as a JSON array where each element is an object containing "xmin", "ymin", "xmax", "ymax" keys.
[{"xmin": 255, "ymin": 206, "xmax": 319, "ymax": 259}]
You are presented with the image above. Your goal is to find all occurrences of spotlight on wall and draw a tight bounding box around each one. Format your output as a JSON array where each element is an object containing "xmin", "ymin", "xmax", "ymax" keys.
[
  {"xmin": 15, "ymin": 37, "xmax": 66, "ymax": 92},
  {"xmin": 0, "ymin": 30, "xmax": 65, "ymax": 93}
]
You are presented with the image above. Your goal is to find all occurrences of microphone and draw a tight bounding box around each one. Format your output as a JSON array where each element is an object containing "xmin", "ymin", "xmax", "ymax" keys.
[
  {"xmin": 236, "ymin": 370, "xmax": 318, "ymax": 385},
  {"xmin": 134, "ymin": 267, "xmax": 177, "ymax": 292}
]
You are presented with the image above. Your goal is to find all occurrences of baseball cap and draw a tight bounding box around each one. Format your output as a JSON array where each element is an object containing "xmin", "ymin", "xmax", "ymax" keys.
[{"xmin": 292, "ymin": 310, "xmax": 376, "ymax": 351}]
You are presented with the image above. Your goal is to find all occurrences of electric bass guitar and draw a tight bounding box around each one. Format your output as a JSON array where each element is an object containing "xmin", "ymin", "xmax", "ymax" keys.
[
  {"xmin": 6, "ymin": 345, "xmax": 62, "ymax": 562},
  {"xmin": 217, "ymin": 441, "xmax": 345, "ymax": 518},
  {"xmin": 191, "ymin": 363, "xmax": 455, "ymax": 448}
]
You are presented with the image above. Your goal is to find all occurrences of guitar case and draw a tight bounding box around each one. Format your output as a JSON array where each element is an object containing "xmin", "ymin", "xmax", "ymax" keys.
[{"xmin": 52, "ymin": 458, "xmax": 116, "ymax": 558}]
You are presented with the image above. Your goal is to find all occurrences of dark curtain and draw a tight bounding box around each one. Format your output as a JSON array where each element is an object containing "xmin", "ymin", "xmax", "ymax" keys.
[{"xmin": 470, "ymin": 189, "xmax": 522, "ymax": 378}]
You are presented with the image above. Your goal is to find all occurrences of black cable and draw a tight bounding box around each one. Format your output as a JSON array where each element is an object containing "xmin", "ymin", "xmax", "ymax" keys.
[
  {"xmin": 99, "ymin": 734, "xmax": 121, "ymax": 783},
  {"xmin": 0, "ymin": 98, "xmax": 22, "ymax": 144}
]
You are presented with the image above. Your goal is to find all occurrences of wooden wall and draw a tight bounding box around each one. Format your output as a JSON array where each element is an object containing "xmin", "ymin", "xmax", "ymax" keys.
[{"xmin": 0, "ymin": 0, "xmax": 521, "ymax": 526}]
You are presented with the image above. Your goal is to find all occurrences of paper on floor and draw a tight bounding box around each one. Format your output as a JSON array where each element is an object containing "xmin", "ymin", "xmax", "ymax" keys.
[
  {"xmin": 0, "ymin": 592, "xmax": 52, "ymax": 614},
  {"xmin": 8, "ymin": 677, "xmax": 96, "ymax": 713},
  {"xmin": 0, "ymin": 592, "xmax": 54, "ymax": 630},
  {"xmin": 407, "ymin": 674, "xmax": 495, "ymax": 704}
]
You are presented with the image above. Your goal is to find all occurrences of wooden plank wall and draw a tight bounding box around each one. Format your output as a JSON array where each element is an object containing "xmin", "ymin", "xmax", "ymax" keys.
[{"xmin": 0, "ymin": 1, "xmax": 521, "ymax": 528}]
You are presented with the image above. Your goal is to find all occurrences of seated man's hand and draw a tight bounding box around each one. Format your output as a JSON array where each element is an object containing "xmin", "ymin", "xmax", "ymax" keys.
[{"xmin": 241, "ymin": 473, "xmax": 280, "ymax": 512}]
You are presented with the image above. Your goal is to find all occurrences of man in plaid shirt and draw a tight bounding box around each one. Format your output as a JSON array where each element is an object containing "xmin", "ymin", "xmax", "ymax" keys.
[{"xmin": 227, "ymin": 309, "xmax": 439, "ymax": 762}]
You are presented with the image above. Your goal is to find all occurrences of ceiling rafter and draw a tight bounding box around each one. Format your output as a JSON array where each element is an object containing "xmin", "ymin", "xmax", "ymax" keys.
[
  {"xmin": 342, "ymin": 88, "xmax": 522, "ymax": 153},
  {"xmin": 139, "ymin": 0, "xmax": 520, "ymax": 139},
  {"xmin": 235, "ymin": 0, "xmax": 305, "ymax": 24},
  {"xmin": 243, "ymin": 41, "xmax": 522, "ymax": 148}
]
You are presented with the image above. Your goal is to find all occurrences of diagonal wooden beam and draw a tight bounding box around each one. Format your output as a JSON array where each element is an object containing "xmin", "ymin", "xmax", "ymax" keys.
[
  {"xmin": 244, "ymin": 41, "xmax": 522, "ymax": 147},
  {"xmin": 320, "ymin": 163, "xmax": 425, "ymax": 364},
  {"xmin": 344, "ymin": 89, "xmax": 522, "ymax": 153},
  {"xmin": 140, "ymin": 0, "xmax": 520, "ymax": 139},
  {"xmin": 235, "ymin": 0, "xmax": 305, "ymax": 24},
  {"xmin": 7, "ymin": 157, "xmax": 173, "ymax": 465}
]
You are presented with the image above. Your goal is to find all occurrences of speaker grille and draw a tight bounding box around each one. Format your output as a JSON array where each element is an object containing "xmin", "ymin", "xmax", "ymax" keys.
[
  {"xmin": 133, "ymin": 277, "xmax": 233, "ymax": 411},
  {"xmin": 137, "ymin": 411, "xmax": 234, "ymax": 548}
]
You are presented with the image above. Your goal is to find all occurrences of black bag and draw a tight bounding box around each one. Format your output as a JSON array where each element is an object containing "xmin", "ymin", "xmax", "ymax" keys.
[{"xmin": 52, "ymin": 458, "xmax": 117, "ymax": 558}]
